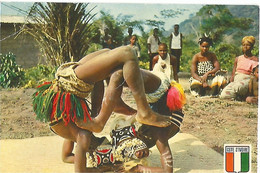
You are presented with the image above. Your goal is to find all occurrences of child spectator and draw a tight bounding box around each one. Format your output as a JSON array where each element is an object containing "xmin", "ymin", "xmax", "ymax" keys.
[
  {"xmin": 152, "ymin": 43, "xmax": 178, "ymax": 82},
  {"xmin": 128, "ymin": 35, "xmax": 141, "ymax": 58}
]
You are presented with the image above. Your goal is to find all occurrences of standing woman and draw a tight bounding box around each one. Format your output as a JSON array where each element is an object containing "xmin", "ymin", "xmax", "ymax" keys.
[
  {"xmin": 190, "ymin": 36, "xmax": 227, "ymax": 96},
  {"xmin": 220, "ymin": 36, "xmax": 258, "ymax": 100}
]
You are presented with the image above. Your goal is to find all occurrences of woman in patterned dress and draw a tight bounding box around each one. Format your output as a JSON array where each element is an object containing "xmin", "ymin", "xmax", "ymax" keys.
[{"xmin": 189, "ymin": 36, "xmax": 227, "ymax": 96}]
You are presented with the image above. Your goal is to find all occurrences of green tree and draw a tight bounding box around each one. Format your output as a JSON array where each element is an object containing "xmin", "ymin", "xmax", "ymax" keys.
[
  {"xmin": 24, "ymin": 2, "xmax": 97, "ymax": 66},
  {"xmin": 116, "ymin": 14, "xmax": 145, "ymax": 34},
  {"xmin": 197, "ymin": 5, "xmax": 253, "ymax": 43},
  {"xmin": 213, "ymin": 43, "xmax": 240, "ymax": 72},
  {"xmin": 145, "ymin": 8, "xmax": 187, "ymax": 32},
  {"xmin": 160, "ymin": 9, "xmax": 188, "ymax": 19},
  {"xmin": 94, "ymin": 10, "xmax": 124, "ymax": 47}
]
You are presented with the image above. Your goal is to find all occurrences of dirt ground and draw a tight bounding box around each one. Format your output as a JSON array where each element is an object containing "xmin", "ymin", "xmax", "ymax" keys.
[{"xmin": 0, "ymin": 78, "xmax": 258, "ymax": 172}]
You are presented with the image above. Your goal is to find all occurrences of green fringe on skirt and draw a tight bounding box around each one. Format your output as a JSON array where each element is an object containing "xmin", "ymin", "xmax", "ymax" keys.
[{"xmin": 32, "ymin": 81, "xmax": 92, "ymax": 125}]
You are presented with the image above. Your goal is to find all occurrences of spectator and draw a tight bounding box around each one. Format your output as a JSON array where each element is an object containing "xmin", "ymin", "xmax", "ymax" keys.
[
  {"xmin": 124, "ymin": 27, "xmax": 133, "ymax": 45},
  {"xmin": 169, "ymin": 24, "xmax": 182, "ymax": 73},
  {"xmin": 101, "ymin": 28, "xmax": 111, "ymax": 48},
  {"xmin": 147, "ymin": 28, "xmax": 160, "ymax": 70},
  {"xmin": 190, "ymin": 36, "xmax": 227, "ymax": 97},
  {"xmin": 220, "ymin": 36, "xmax": 258, "ymax": 100},
  {"xmin": 124, "ymin": 27, "xmax": 141, "ymax": 51},
  {"xmin": 152, "ymin": 43, "xmax": 178, "ymax": 82},
  {"xmin": 103, "ymin": 35, "xmax": 115, "ymax": 49},
  {"xmin": 128, "ymin": 35, "xmax": 141, "ymax": 58}
]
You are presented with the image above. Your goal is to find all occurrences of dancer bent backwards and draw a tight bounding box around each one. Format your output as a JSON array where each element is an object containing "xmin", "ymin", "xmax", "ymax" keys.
[
  {"xmin": 33, "ymin": 46, "xmax": 173, "ymax": 172},
  {"xmin": 75, "ymin": 67, "xmax": 186, "ymax": 172}
]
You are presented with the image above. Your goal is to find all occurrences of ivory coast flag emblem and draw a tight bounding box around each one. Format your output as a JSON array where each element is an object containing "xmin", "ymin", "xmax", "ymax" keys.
[{"xmin": 224, "ymin": 144, "xmax": 251, "ymax": 173}]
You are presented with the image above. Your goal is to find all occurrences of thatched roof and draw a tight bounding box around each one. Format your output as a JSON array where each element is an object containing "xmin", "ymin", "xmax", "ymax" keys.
[{"xmin": 1, "ymin": 16, "xmax": 26, "ymax": 24}]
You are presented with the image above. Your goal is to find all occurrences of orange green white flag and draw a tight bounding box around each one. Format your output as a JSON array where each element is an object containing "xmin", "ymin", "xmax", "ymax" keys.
[{"xmin": 224, "ymin": 144, "xmax": 251, "ymax": 173}]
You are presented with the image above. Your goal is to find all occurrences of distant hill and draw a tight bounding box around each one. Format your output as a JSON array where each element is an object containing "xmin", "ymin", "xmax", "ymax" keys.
[
  {"xmin": 178, "ymin": 5, "xmax": 259, "ymax": 41},
  {"xmin": 227, "ymin": 5, "xmax": 259, "ymax": 37}
]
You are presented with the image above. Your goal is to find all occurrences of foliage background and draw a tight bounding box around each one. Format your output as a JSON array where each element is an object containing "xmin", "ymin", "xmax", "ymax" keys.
[{"xmin": 0, "ymin": 3, "xmax": 259, "ymax": 88}]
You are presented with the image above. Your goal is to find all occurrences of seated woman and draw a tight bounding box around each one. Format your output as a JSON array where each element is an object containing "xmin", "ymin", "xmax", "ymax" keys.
[
  {"xmin": 220, "ymin": 36, "xmax": 258, "ymax": 100},
  {"xmin": 189, "ymin": 36, "xmax": 227, "ymax": 97}
]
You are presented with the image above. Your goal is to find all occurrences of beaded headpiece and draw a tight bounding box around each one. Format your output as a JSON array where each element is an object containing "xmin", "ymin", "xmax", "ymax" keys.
[
  {"xmin": 111, "ymin": 125, "xmax": 148, "ymax": 162},
  {"xmin": 86, "ymin": 126, "xmax": 149, "ymax": 167},
  {"xmin": 111, "ymin": 125, "xmax": 136, "ymax": 146},
  {"xmin": 86, "ymin": 145, "xmax": 114, "ymax": 167},
  {"xmin": 86, "ymin": 144, "xmax": 115, "ymax": 167}
]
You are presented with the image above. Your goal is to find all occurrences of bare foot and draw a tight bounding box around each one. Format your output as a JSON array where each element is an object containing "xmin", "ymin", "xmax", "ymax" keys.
[
  {"xmin": 135, "ymin": 110, "xmax": 173, "ymax": 127},
  {"xmin": 74, "ymin": 119, "xmax": 104, "ymax": 133},
  {"xmin": 246, "ymin": 96, "xmax": 258, "ymax": 104}
]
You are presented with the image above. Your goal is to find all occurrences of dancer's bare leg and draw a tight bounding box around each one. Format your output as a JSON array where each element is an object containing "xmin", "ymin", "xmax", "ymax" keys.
[
  {"xmin": 121, "ymin": 58, "xmax": 171, "ymax": 127},
  {"xmin": 76, "ymin": 70, "xmax": 125, "ymax": 132},
  {"xmin": 62, "ymin": 139, "xmax": 75, "ymax": 163},
  {"xmin": 106, "ymin": 76, "xmax": 137, "ymax": 115},
  {"xmin": 103, "ymin": 77, "xmax": 137, "ymax": 115},
  {"xmin": 74, "ymin": 46, "xmax": 172, "ymax": 129}
]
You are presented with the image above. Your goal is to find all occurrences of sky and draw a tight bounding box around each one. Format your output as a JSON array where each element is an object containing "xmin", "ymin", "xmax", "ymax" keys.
[
  {"xmin": 0, "ymin": 1, "xmax": 202, "ymax": 30},
  {"xmin": 1, "ymin": 0, "xmax": 259, "ymax": 31}
]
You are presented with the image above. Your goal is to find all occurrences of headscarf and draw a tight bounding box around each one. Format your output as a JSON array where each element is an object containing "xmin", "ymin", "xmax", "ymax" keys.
[{"xmin": 242, "ymin": 36, "xmax": 255, "ymax": 46}]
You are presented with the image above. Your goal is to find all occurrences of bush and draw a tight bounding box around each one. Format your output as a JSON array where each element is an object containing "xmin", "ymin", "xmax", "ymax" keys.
[
  {"xmin": 139, "ymin": 61, "xmax": 149, "ymax": 70},
  {"xmin": 252, "ymin": 44, "xmax": 259, "ymax": 57},
  {"xmin": 181, "ymin": 37, "xmax": 198, "ymax": 72},
  {"xmin": 25, "ymin": 3, "xmax": 97, "ymax": 66},
  {"xmin": 213, "ymin": 43, "xmax": 240, "ymax": 72},
  {"xmin": 0, "ymin": 52, "xmax": 25, "ymax": 88},
  {"xmin": 22, "ymin": 64, "xmax": 57, "ymax": 88}
]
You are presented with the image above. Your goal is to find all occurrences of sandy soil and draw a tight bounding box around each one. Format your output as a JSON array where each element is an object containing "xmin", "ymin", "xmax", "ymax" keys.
[
  {"xmin": 0, "ymin": 133, "xmax": 223, "ymax": 173},
  {"xmin": 0, "ymin": 78, "xmax": 258, "ymax": 172}
]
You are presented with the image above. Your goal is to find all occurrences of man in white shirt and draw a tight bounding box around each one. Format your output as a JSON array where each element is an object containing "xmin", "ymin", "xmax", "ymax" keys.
[
  {"xmin": 169, "ymin": 24, "xmax": 182, "ymax": 73},
  {"xmin": 147, "ymin": 28, "xmax": 160, "ymax": 70}
]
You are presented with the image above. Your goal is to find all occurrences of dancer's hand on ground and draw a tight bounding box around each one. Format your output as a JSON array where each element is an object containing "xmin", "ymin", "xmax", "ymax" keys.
[
  {"xmin": 128, "ymin": 164, "xmax": 144, "ymax": 172},
  {"xmin": 99, "ymin": 163, "xmax": 125, "ymax": 172}
]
